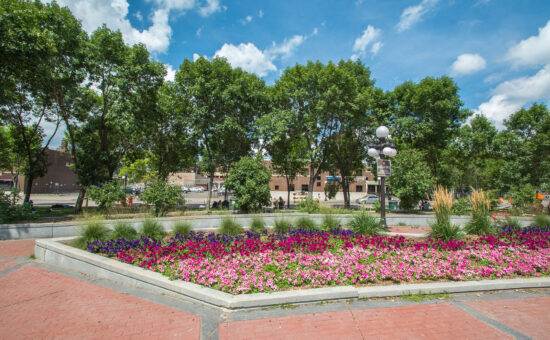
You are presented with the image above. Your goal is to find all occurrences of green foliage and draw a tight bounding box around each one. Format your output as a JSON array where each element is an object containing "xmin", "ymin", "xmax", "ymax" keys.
[
  {"xmin": 296, "ymin": 198, "xmax": 320, "ymax": 213},
  {"xmin": 139, "ymin": 219, "xmax": 165, "ymax": 239},
  {"xmin": 111, "ymin": 222, "xmax": 138, "ymax": 240},
  {"xmin": 274, "ymin": 218, "xmax": 293, "ymax": 233},
  {"xmin": 87, "ymin": 181, "xmax": 125, "ymax": 211},
  {"xmin": 430, "ymin": 186, "xmax": 463, "ymax": 241},
  {"xmin": 499, "ymin": 216, "xmax": 523, "ymax": 229},
  {"xmin": 218, "ymin": 218, "xmax": 244, "ymax": 236},
  {"xmin": 388, "ymin": 149, "xmax": 434, "ymax": 210},
  {"xmin": 349, "ymin": 213, "xmax": 385, "ymax": 235},
  {"xmin": 323, "ymin": 182, "xmax": 340, "ymax": 201},
  {"xmin": 224, "ymin": 155, "xmax": 272, "ymax": 212},
  {"xmin": 510, "ymin": 184, "xmax": 536, "ymax": 208},
  {"xmin": 452, "ymin": 197, "xmax": 470, "ymax": 216},
  {"xmin": 0, "ymin": 191, "xmax": 34, "ymax": 223},
  {"xmin": 250, "ymin": 216, "xmax": 266, "ymax": 233},
  {"xmin": 534, "ymin": 215, "xmax": 550, "ymax": 228},
  {"xmin": 72, "ymin": 217, "xmax": 110, "ymax": 249},
  {"xmin": 373, "ymin": 201, "xmax": 381, "ymax": 213},
  {"xmin": 140, "ymin": 180, "xmax": 184, "ymax": 217},
  {"xmin": 172, "ymin": 221, "xmax": 192, "ymax": 236},
  {"xmin": 295, "ymin": 216, "xmax": 318, "ymax": 230},
  {"xmin": 429, "ymin": 222, "xmax": 463, "ymax": 241},
  {"xmin": 465, "ymin": 189, "xmax": 494, "ymax": 235},
  {"xmin": 320, "ymin": 215, "xmax": 340, "ymax": 231}
]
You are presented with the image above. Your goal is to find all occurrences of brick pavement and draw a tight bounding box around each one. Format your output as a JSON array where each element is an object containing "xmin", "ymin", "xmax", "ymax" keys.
[{"xmin": 1, "ymin": 239, "xmax": 549, "ymax": 340}]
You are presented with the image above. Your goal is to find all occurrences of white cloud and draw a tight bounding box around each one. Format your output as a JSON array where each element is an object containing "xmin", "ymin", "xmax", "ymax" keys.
[
  {"xmin": 312, "ymin": 27, "xmax": 318, "ymax": 36},
  {"xmin": 476, "ymin": 65, "xmax": 550, "ymax": 123},
  {"xmin": 258, "ymin": 10, "xmax": 264, "ymax": 18},
  {"xmin": 164, "ymin": 64, "xmax": 176, "ymax": 82},
  {"xmin": 505, "ymin": 20, "xmax": 550, "ymax": 68},
  {"xmin": 267, "ymin": 35, "xmax": 305, "ymax": 59},
  {"xmin": 48, "ymin": 0, "xmax": 218, "ymax": 54},
  {"xmin": 450, "ymin": 53, "xmax": 487, "ymax": 76},
  {"xmin": 351, "ymin": 25, "xmax": 382, "ymax": 59},
  {"xmin": 198, "ymin": 0, "xmax": 221, "ymax": 17},
  {"xmin": 241, "ymin": 15, "xmax": 253, "ymax": 25},
  {"xmin": 397, "ymin": 0, "xmax": 439, "ymax": 32},
  {"xmin": 215, "ymin": 43, "xmax": 276, "ymax": 77}
]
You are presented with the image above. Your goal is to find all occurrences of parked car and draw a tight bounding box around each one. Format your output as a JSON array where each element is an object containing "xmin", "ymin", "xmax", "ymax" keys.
[
  {"xmin": 356, "ymin": 195, "xmax": 380, "ymax": 204},
  {"xmin": 189, "ymin": 186, "xmax": 205, "ymax": 192},
  {"xmin": 181, "ymin": 186, "xmax": 189, "ymax": 193}
]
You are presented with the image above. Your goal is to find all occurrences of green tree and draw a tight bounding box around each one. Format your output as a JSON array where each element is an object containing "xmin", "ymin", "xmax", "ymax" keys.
[
  {"xmin": 224, "ymin": 155, "xmax": 272, "ymax": 212},
  {"xmin": 176, "ymin": 57, "xmax": 266, "ymax": 211},
  {"xmin": 140, "ymin": 180, "xmax": 184, "ymax": 217},
  {"xmin": 87, "ymin": 181, "xmax": 125, "ymax": 211},
  {"xmin": 392, "ymin": 76, "xmax": 471, "ymax": 185},
  {"xmin": 388, "ymin": 149, "xmax": 434, "ymax": 210}
]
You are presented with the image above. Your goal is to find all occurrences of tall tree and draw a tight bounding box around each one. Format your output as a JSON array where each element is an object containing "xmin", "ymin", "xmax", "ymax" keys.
[{"xmin": 176, "ymin": 57, "xmax": 266, "ymax": 212}]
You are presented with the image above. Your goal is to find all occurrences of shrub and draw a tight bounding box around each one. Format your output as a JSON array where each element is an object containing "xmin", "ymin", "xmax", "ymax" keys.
[
  {"xmin": 534, "ymin": 214, "xmax": 550, "ymax": 228},
  {"xmin": 111, "ymin": 221, "xmax": 137, "ymax": 240},
  {"xmin": 0, "ymin": 190, "xmax": 33, "ymax": 223},
  {"xmin": 349, "ymin": 213, "xmax": 385, "ymax": 235},
  {"xmin": 72, "ymin": 217, "xmax": 110, "ymax": 249},
  {"xmin": 139, "ymin": 219, "xmax": 165, "ymax": 239},
  {"xmin": 373, "ymin": 201, "xmax": 381, "ymax": 213},
  {"xmin": 430, "ymin": 185, "xmax": 463, "ymax": 241},
  {"xmin": 218, "ymin": 218, "xmax": 244, "ymax": 236},
  {"xmin": 320, "ymin": 214, "xmax": 340, "ymax": 231},
  {"xmin": 87, "ymin": 181, "xmax": 125, "ymax": 211},
  {"xmin": 452, "ymin": 197, "xmax": 470, "ymax": 216},
  {"xmin": 296, "ymin": 198, "xmax": 320, "ymax": 213},
  {"xmin": 140, "ymin": 180, "xmax": 184, "ymax": 217},
  {"xmin": 295, "ymin": 216, "xmax": 318, "ymax": 230},
  {"xmin": 172, "ymin": 221, "xmax": 192, "ymax": 236},
  {"xmin": 224, "ymin": 155, "xmax": 272, "ymax": 212},
  {"xmin": 465, "ymin": 189, "xmax": 494, "ymax": 235},
  {"xmin": 510, "ymin": 184, "xmax": 536, "ymax": 208},
  {"xmin": 274, "ymin": 218, "xmax": 293, "ymax": 233},
  {"xmin": 250, "ymin": 216, "xmax": 266, "ymax": 233}
]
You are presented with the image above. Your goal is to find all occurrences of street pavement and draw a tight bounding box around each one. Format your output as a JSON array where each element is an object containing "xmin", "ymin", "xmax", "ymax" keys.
[{"xmin": 1, "ymin": 239, "xmax": 549, "ymax": 339}]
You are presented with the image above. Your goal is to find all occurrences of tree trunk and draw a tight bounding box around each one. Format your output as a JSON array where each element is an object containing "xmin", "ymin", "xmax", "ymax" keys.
[
  {"xmin": 308, "ymin": 165, "xmax": 316, "ymax": 199},
  {"xmin": 206, "ymin": 173, "xmax": 214, "ymax": 213},
  {"xmin": 23, "ymin": 176, "xmax": 33, "ymax": 203},
  {"xmin": 286, "ymin": 177, "xmax": 291, "ymax": 208},
  {"xmin": 342, "ymin": 178, "xmax": 350, "ymax": 209},
  {"xmin": 74, "ymin": 187, "xmax": 86, "ymax": 214}
]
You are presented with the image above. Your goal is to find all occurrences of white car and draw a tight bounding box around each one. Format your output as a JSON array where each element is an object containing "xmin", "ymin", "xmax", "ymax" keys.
[
  {"xmin": 189, "ymin": 186, "xmax": 205, "ymax": 192},
  {"xmin": 356, "ymin": 195, "xmax": 380, "ymax": 204},
  {"xmin": 181, "ymin": 186, "xmax": 189, "ymax": 193}
]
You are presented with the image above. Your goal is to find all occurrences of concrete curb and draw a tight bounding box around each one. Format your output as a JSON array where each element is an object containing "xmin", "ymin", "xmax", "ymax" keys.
[{"xmin": 35, "ymin": 237, "xmax": 550, "ymax": 310}]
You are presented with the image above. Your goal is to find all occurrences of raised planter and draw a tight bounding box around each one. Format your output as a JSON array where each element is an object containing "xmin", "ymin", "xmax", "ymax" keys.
[{"xmin": 35, "ymin": 237, "xmax": 550, "ymax": 310}]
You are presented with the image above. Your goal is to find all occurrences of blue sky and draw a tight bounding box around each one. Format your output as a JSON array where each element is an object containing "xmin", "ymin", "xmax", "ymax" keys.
[{"xmin": 52, "ymin": 0, "xmax": 550, "ymax": 129}]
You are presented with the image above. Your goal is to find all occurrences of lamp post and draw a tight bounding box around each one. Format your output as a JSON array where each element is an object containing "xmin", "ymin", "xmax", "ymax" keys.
[{"xmin": 367, "ymin": 126, "xmax": 397, "ymax": 228}]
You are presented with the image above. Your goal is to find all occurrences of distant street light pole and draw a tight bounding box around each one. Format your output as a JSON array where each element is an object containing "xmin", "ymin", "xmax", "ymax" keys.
[{"xmin": 367, "ymin": 126, "xmax": 397, "ymax": 228}]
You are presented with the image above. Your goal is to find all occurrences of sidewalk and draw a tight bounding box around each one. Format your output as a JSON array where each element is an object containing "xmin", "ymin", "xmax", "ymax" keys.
[{"xmin": 1, "ymin": 239, "xmax": 549, "ymax": 339}]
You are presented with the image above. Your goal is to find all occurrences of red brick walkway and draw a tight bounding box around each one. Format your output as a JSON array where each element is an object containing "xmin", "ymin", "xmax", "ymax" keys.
[{"xmin": 0, "ymin": 239, "xmax": 35, "ymax": 257}]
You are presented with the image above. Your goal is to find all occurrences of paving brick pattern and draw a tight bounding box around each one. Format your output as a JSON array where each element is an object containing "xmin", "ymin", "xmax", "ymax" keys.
[
  {"xmin": 464, "ymin": 296, "xmax": 550, "ymax": 340},
  {"xmin": 220, "ymin": 303, "xmax": 510, "ymax": 340},
  {"xmin": 0, "ymin": 265, "xmax": 200, "ymax": 339},
  {"xmin": 0, "ymin": 259, "xmax": 21, "ymax": 272},
  {"xmin": 0, "ymin": 240, "xmax": 35, "ymax": 258}
]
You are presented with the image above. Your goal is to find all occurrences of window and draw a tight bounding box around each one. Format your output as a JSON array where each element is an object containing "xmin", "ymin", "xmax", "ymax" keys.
[
  {"xmin": 317, "ymin": 182, "xmax": 321, "ymax": 187},
  {"xmin": 289, "ymin": 184, "xmax": 295, "ymax": 191},
  {"xmin": 356, "ymin": 185, "xmax": 363, "ymax": 192},
  {"xmin": 301, "ymin": 184, "xmax": 309, "ymax": 191},
  {"xmin": 274, "ymin": 185, "xmax": 279, "ymax": 190},
  {"xmin": 316, "ymin": 176, "xmax": 321, "ymax": 180}
]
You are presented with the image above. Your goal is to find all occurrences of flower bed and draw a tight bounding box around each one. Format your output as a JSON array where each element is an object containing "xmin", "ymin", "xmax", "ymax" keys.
[{"xmin": 86, "ymin": 227, "xmax": 550, "ymax": 295}]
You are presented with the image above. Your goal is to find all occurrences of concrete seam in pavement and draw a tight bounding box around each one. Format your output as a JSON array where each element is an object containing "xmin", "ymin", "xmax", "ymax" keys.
[
  {"xmin": 346, "ymin": 301, "xmax": 366, "ymax": 340},
  {"xmin": 0, "ymin": 261, "xmax": 30, "ymax": 279},
  {"xmin": 450, "ymin": 301, "xmax": 531, "ymax": 340}
]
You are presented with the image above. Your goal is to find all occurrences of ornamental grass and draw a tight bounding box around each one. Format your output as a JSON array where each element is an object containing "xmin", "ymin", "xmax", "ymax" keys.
[
  {"xmin": 465, "ymin": 188, "xmax": 494, "ymax": 235},
  {"xmin": 430, "ymin": 185, "xmax": 462, "ymax": 241}
]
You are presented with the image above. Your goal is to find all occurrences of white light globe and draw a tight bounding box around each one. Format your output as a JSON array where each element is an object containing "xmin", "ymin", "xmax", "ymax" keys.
[
  {"xmin": 390, "ymin": 148, "xmax": 397, "ymax": 157},
  {"xmin": 376, "ymin": 126, "xmax": 389, "ymax": 139},
  {"xmin": 382, "ymin": 147, "xmax": 393, "ymax": 157},
  {"xmin": 367, "ymin": 148, "xmax": 379, "ymax": 158}
]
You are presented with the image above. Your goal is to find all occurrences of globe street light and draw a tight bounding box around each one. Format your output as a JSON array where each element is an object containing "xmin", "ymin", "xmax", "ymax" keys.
[{"xmin": 367, "ymin": 126, "xmax": 397, "ymax": 228}]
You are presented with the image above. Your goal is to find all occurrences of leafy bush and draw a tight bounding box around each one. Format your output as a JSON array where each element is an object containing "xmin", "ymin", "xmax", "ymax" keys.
[
  {"xmin": 218, "ymin": 218, "xmax": 244, "ymax": 236},
  {"xmin": 140, "ymin": 180, "xmax": 184, "ymax": 217},
  {"xmin": 295, "ymin": 216, "xmax": 318, "ymax": 230},
  {"xmin": 534, "ymin": 214, "xmax": 550, "ymax": 228},
  {"xmin": 430, "ymin": 185, "xmax": 463, "ymax": 241},
  {"xmin": 274, "ymin": 218, "xmax": 293, "ymax": 233},
  {"xmin": 0, "ymin": 190, "xmax": 33, "ymax": 223},
  {"xmin": 499, "ymin": 216, "xmax": 523, "ymax": 229},
  {"xmin": 349, "ymin": 213, "xmax": 385, "ymax": 235},
  {"xmin": 296, "ymin": 198, "xmax": 320, "ymax": 213},
  {"xmin": 72, "ymin": 217, "xmax": 111, "ymax": 249},
  {"xmin": 172, "ymin": 221, "xmax": 192, "ymax": 236},
  {"xmin": 510, "ymin": 184, "xmax": 536, "ymax": 208},
  {"xmin": 452, "ymin": 197, "xmax": 470, "ymax": 216},
  {"xmin": 87, "ymin": 181, "xmax": 125, "ymax": 211},
  {"xmin": 465, "ymin": 189, "xmax": 494, "ymax": 235},
  {"xmin": 224, "ymin": 155, "xmax": 272, "ymax": 212},
  {"xmin": 139, "ymin": 219, "xmax": 165, "ymax": 239},
  {"xmin": 111, "ymin": 221, "xmax": 137, "ymax": 240},
  {"xmin": 320, "ymin": 214, "xmax": 340, "ymax": 231},
  {"xmin": 373, "ymin": 200, "xmax": 381, "ymax": 213},
  {"xmin": 250, "ymin": 216, "xmax": 266, "ymax": 233}
]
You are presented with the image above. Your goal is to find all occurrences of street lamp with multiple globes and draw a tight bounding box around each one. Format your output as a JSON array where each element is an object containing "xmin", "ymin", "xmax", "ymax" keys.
[{"xmin": 367, "ymin": 126, "xmax": 397, "ymax": 228}]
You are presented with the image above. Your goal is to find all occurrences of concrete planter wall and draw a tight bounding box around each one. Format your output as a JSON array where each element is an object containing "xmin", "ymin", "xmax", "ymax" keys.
[{"xmin": 1, "ymin": 213, "xmax": 535, "ymax": 240}]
